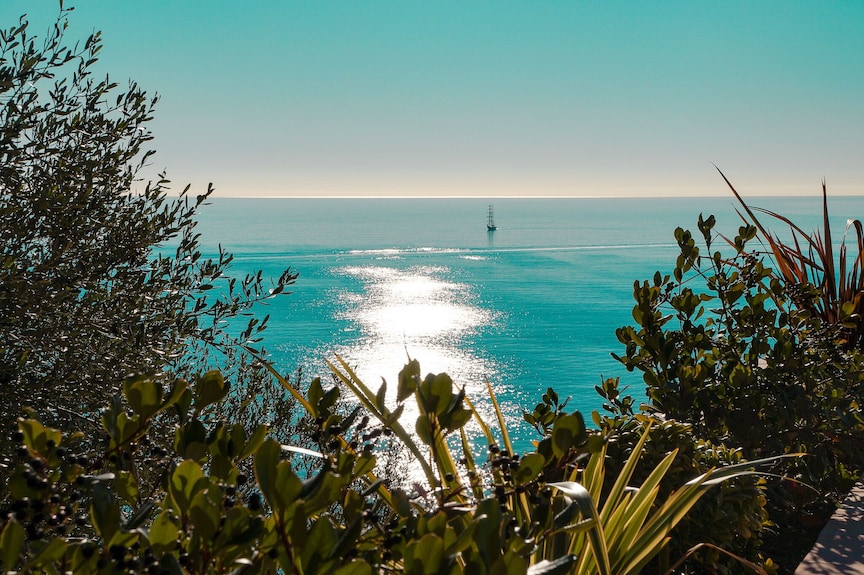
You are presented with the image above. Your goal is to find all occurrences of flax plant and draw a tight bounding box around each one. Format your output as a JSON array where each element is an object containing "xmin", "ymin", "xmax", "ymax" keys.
[{"xmin": 720, "ymin": 168, "xmax": 864, "ymax": 350}]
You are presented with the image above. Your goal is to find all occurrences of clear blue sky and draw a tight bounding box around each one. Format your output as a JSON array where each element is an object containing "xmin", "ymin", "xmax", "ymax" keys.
[{"xmin": 4, "ymin": 1, "xmax": 863, "ymax": 197}]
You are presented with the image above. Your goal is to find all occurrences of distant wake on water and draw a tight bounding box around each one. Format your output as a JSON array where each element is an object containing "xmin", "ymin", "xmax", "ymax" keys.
[
  {"xmin": 345, "ymin": 243, "xmax": 678, "ymax": 255},
  {"xmin": 217, "ymin": 243, "xmax": 679, "ymax": 264}
]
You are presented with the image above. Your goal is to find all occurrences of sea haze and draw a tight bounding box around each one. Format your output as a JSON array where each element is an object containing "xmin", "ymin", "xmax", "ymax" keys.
[{"xmin": 191, "ymin": 196, "xmax": 864, "ymax": 447}]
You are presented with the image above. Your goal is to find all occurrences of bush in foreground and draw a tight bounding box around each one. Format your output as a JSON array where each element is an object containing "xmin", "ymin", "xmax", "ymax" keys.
[
  {"xmin": 0, "ymin": 361, "xmax": 780, "ymax": 574},
  {"xmin": 615, "ymin": 192, "xmax": 864, "ymax": 571}
]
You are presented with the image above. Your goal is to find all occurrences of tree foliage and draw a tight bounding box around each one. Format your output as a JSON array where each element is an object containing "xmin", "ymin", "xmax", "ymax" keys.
[
  {"xmin": 0, "ymin": 8, "xmax": 295, "ymax": 446},
  {"xmin": 614, "ymin": 205, "xmax": 864, "ymax": 571},
  {"xmin": 616, "ymin": 211, "xmax": 864, "ymax": 489}
]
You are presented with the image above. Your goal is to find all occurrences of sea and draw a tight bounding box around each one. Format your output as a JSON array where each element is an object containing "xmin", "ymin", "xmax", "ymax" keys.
[{"xmin": 191, "ymin": 195, "xmax": 864, "ymax": 450}]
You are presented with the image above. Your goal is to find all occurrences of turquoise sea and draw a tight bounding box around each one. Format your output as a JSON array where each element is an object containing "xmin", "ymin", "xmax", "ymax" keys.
[{"xmin": 193, "ymin": 195, "xmax": 864, "ymax": 447}]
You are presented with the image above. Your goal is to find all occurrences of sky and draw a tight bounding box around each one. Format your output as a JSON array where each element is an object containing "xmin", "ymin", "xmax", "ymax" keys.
[{"xmin": 3, "ymin": 1, "xmax": 863, "ymax": 197}]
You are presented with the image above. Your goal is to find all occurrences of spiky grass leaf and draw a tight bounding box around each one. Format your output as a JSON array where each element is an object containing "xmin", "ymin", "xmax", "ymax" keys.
[
  {"xmin": 485, "ymin": 376, "xmax": 515, "ymax": 456},
  {"xmin": 327, "ymin": 356, "xmax": 438, "ymax": 487},
  {"xmin": 527, "ymin": 555, "xmax": 579, "ymax": 575},
  {"xmin": 550, "ymin": 481, "xmax": 612, "ymax": 575},
  {"xmin": 600, "ymin": 421, "xmax": 654, "ymax": 524}
]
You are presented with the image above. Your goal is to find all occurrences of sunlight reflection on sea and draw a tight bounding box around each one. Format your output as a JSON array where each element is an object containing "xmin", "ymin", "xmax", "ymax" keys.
[
  {"xmin": 322, "ymin": 262, "xmax": 507, "ymax": 485},
  {"xmin": 331, "ymin": 264, "xmax": 501, "ymax": 410}
]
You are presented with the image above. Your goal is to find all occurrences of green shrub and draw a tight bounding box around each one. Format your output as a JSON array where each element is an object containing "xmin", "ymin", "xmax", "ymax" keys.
[
  {"xmin": 596, "ymin": 377, "xmax": 772, "ymax": 574},
  {"xmin": 0, "ymin": 361, "xmax": 783, "ymax": 574},
  {"xmin": 616, "ymin": 211, "xmax": 864, "ymax": 489},
  {"xmin": 613, "ymin": 206, "xmax": 864, "ymax": 571}
]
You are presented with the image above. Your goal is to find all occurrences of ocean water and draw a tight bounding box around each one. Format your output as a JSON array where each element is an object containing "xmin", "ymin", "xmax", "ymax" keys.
[{"xmin": 192, "ymin": 195, "xmax": 864, "ymax": 448}]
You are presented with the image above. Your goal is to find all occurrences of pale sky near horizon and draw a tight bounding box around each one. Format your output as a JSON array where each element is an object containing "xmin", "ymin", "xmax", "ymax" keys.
[{"xmin": 3, "ymin": 1, "xmax": 863, "ymax": 197}]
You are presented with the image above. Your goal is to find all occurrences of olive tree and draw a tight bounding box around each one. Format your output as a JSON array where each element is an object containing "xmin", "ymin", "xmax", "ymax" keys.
[{"xmin": 0, "ymin": 8, "xmax": 296, "ymax": 448}]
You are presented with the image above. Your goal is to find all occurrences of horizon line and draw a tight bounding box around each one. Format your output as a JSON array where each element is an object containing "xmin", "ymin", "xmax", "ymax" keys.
[{"xmin": 186, "ymin": 192, "xmax": 864, "ymax": 200}]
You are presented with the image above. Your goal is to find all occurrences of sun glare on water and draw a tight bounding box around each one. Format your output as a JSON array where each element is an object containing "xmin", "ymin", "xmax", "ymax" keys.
[
  {"xmin": 309, "ymin": 261, "xmax": 520, "ymax": 486},
  {"xmin": 332, "ymin": 265, "xmax": 498, "ymax": 397}
]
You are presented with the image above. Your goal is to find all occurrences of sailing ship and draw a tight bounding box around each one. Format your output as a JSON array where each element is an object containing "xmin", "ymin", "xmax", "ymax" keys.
[{"xmin": 486, "ymin": 205, "xmax": 497, "ymax": 231}]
